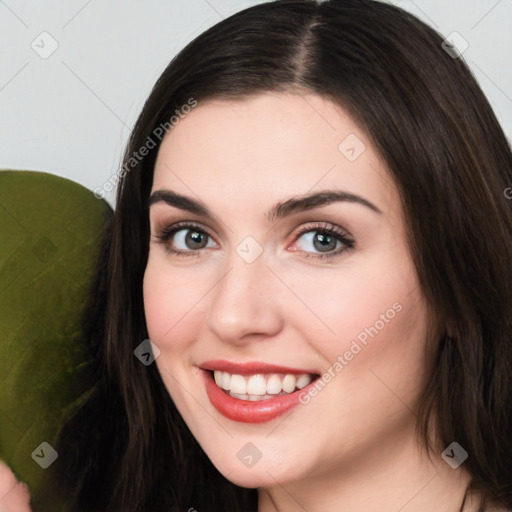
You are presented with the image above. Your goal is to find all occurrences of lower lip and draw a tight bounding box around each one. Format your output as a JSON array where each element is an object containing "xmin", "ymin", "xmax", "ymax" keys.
[{"xmin": 201, "ymin": 369, "xmax": 317, "ymax": 423}]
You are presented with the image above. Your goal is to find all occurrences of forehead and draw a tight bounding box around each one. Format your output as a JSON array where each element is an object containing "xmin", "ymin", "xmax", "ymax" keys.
[{"xmin": 152, "ymin": 92, "xmax": 397, "ymax": 218}]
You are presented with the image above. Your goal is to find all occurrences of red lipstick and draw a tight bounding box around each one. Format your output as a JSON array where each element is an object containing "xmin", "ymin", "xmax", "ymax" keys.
[
  {"xmin": 200, "ymin": 359, "xmax": 318, "ymax": 376},
  {"xmin": 199, "ymin": 360, "xmax": 320, "ymax": 423}
]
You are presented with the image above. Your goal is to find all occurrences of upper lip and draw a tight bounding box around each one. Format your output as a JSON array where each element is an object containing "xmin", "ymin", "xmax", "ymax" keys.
[{"xmin": 200, "ymin": 359, "xmax": 320, "ymax": 376}]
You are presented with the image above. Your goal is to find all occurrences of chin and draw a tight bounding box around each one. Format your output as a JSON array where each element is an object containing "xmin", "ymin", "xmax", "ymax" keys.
[
  {"xmin": 220, "ymin": 467, "xmax": 277, "ymax": 489},
  {"xmin": 208, "ymin": 450, "xmax": 300, "ymax": 489}
]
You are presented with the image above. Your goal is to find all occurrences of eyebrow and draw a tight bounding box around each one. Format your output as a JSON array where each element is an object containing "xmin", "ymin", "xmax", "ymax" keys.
[{"xmin": 147, "ymin": 188, "xmax": 382, "ymax": 222}]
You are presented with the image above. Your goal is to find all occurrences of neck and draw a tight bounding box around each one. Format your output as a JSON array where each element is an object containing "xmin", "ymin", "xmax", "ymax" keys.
[{"xmin": 257, "ymin": 427, "xmax": 475, "ymax": 512}]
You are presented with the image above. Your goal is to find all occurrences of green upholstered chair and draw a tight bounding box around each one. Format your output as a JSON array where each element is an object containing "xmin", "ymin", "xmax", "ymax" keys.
[{"xmin": 0, "ymin": 170, "xmax": 113, "ymax": 510}]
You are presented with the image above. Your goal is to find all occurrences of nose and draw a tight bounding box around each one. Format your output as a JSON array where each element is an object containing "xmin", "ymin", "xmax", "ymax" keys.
[{"xmin": 206, "ymin": 246, "xmax": 284, "ymax": 345}]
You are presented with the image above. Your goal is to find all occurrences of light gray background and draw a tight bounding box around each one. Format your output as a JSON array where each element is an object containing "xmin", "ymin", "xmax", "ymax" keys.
[{"xmin": 1, "ymin": 0, "xmax": 511, "ymax": 208}]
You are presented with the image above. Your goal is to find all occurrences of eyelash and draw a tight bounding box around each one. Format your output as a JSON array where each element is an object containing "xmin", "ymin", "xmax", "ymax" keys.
[{"xmin": 154, "ymin": 221, "xmax": 355, "ymax": 261}]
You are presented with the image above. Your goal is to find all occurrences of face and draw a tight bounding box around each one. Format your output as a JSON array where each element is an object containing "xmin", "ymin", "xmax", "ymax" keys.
[{"xmin": 143, "ymin": 92, "xmax": 430, "ymax": 489}]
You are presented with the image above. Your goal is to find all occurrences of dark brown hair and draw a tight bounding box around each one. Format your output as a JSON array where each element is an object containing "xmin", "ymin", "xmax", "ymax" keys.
[{"xmin": 43, "ymin": 0, "xmax": 512, "ymax": 510}]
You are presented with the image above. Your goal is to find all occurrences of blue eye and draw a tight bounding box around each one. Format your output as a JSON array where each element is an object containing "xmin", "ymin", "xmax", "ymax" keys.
[
  {"xmin": 292, "ymin": 222, "xmax": 355, "ymax": 260},
  {"xmin": 154, "ymin": 221, "xmax": 354, "ymax": 260},
  {"xmin": 155, "ymin": 222, "xmax": 215, "ymax": 258}
]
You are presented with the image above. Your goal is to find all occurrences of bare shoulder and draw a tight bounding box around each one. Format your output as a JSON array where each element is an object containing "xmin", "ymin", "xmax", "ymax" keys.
[{"xmin": 0, "ymin": 461, "xmax": 32, "ymax": 512}]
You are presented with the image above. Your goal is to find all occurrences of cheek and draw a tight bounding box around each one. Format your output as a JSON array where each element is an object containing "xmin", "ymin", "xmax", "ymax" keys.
[
  {"xmin": 281, "ymin": 260, "xmax": 407, "ymax": 348},
  {"xmin": 143, "ymin": 257, "xmax": 211, "ymax": 359},
  {"xmin": 285, "ymin": 251, "xmax": 428, "ymax": 379},
  {"xmin": 143, "ymin": 261, "xmax": 188, "ymax": 347},
  {"xmin": 143, "ymin": 265, "xmax": 169, "ymax": 341}
]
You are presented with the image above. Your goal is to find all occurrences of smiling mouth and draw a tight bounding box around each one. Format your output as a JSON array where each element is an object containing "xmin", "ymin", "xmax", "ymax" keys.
[
  {"xmin": 209, "ymin": 369, "xmax": 320, "ymax": 401},
  {"xmin": 201, "ymin": 366, "xmax": 322, "ymax": 423}
]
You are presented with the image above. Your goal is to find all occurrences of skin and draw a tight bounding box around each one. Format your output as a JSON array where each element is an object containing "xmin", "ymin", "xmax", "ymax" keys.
[
  {"xmin": 143, "ymin": 91, "xmax": 478, "ymax": 511},
  {"xmin": 0, "ymin": 461, "xmax": 31, "ymax": 512}
]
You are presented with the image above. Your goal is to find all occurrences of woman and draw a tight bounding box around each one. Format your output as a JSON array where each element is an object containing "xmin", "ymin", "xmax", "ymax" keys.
[{"xmin": 4, "ymin": 0, "xmax": 512, "ymax": 510}]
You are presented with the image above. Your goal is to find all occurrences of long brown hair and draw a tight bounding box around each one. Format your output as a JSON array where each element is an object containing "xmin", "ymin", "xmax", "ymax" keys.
[{"xmin": 44, "ymin": 0, "xmax": 512, "ymax": 510}]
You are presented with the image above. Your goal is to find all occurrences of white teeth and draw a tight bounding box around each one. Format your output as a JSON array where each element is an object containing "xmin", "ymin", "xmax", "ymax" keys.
[
  {"xmin": 246, "ymin": 374, "xmax": 267, "ymax": 395},
  {"xmin": 282, "ymin": 374, "xmax": 296, "ymax": 393},
  {"xmin": 230, "ymin": 393, "xmax": 249, "ymax": 400},
  {"xmin": 230, "ymin": 374, "xmax": 246, "ymax": 395},
  {"xmin": 212, "ymin": 370, "xmax": 315, "ymax": 399},
  {"xmin": 266, "ymin": 374, "xmax": 282, "ymax": 394},
  {"xmin": 221, "ymin": 372, "xmax": 231, "ymax": 390},
  {"xmin": 296, "ymin": 374, "xmax": 312, "ymax": 389}
]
